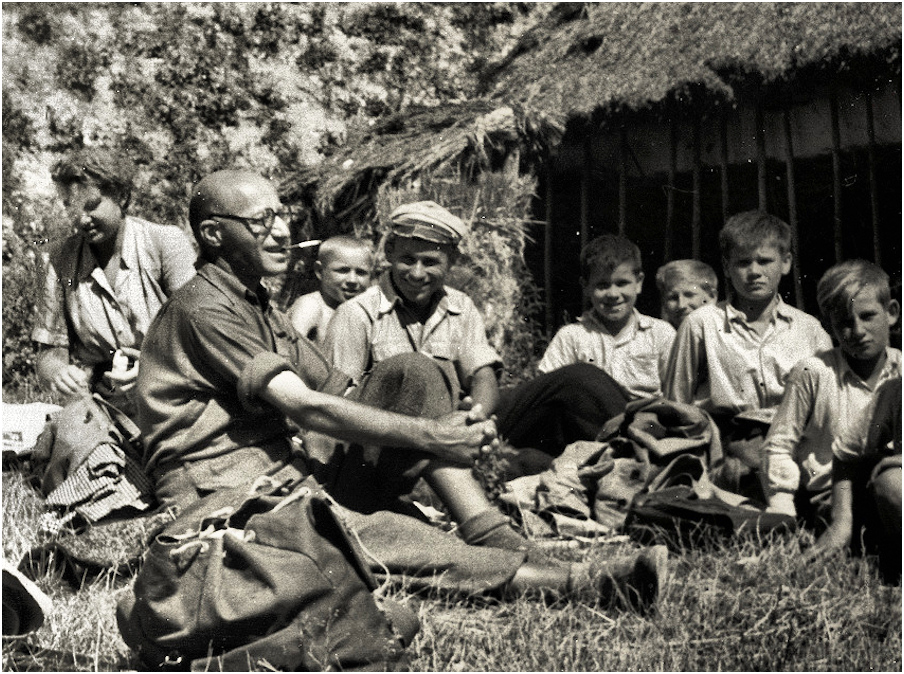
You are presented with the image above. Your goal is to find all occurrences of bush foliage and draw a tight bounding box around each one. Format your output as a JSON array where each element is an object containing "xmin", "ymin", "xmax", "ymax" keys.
[{"xmin": 2, "ymin": 3, "xmax": 539, "ymax": 390}]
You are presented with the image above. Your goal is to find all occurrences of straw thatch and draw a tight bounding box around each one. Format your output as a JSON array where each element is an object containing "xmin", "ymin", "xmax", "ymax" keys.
[
  {"xmin": 483, "ymin": 2, "xmax": 901, "ymax": 118},
  {"xmin": 281, "ymin": 101, "xmax": 564, "ymax": 229},
  {"xmin": 284, "ymin": 3, "xmax": 900, "ymax": 225}
]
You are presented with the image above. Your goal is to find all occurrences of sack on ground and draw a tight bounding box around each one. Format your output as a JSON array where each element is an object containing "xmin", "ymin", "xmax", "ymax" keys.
[
  {"xmin": 117, "ymin": 474, "xmax": 418, "ymax": 672},
  {"xmin": 32, "ymin": 394, "xmax": 153, "ymax": 533},
  {"xmin": 624, "ymin": 454, "xmax": 796, "ymax": 550}
]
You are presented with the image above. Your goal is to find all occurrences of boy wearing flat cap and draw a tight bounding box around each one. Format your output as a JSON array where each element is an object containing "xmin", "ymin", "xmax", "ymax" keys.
[{"xmin": 326, "ymin": 201, "xmax": 629, "ymax": 542}]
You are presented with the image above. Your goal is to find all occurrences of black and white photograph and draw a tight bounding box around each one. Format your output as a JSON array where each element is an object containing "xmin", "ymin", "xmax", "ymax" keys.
[{"xmin": 2, "ymin": 3, "xmax": 900, "ymax": 671}]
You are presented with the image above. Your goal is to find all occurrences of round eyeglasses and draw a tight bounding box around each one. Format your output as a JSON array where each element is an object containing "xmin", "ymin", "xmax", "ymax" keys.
[{"xmin": 209, "ymin": 208, "xmax": 295, "ymax": 240}]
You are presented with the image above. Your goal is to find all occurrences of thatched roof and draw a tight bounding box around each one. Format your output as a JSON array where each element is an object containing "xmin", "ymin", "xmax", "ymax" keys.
[
  {"xmin": 281, "ymin": 101, "xmax": 563, "ymax": 226},
  {"xmin": 484, "ymin": 2, "xmax": 902, "ymax": 118},
  {"xmin": 284, "ymin": 3, "xmax": 900, "ymax": 224}
]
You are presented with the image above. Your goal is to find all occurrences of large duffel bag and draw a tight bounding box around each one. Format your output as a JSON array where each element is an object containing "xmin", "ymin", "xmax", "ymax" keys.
[
  {"xmin": 625, "ymin": 454, "xmax": 796, "ymax": 551},
  {"xmin": 117, "ymin": 475, "xmax": 418, "ymax": 672}
]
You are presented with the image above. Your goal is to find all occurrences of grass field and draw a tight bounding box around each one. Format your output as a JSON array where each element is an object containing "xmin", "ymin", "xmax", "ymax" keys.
[{"xmin": 2, "ymin": 462, "xmax": 901, "ymax": 672}]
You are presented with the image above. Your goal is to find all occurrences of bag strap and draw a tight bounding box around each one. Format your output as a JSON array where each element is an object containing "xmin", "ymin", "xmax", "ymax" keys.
[{"xmin": 91, "ymin": 394, "xmax": 141, "ymax": 449}]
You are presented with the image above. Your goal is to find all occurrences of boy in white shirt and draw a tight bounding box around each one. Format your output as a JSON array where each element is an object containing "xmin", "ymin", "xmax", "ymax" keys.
[
  {"xmin": 665, "ymin": 211, "xmax": 832, "ymax": 497},
  {"xmin": 538, "ymin": 234, "xmax": 675, "ymax": 399},
  {"xmin": 763, "ymin": 260, "xmax": 901, "ymax": 525}
]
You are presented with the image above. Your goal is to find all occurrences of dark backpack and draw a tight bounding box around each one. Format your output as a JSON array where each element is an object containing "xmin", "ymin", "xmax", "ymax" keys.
[
  {"xmin": 116, "ymin": 475, "xmax": 418, "ymax": 671},
  {"xmin": 624, "ymin": 454, "xmax": 796, "ymax": 551}
]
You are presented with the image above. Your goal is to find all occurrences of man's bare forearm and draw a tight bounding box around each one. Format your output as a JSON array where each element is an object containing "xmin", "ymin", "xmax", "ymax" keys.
[{"xmin": 262, "ymin": 370, "xmax": 489, "ymax": 465}]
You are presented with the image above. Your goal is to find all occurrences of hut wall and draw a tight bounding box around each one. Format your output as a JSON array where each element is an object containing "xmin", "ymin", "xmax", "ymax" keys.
[{"xmin": 535, "ymin": 79, "xmax": 901, "ymax": 331}]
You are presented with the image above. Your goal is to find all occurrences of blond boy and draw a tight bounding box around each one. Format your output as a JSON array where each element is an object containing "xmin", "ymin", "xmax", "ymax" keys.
[
  {"xmin": 809, "ymin": 376, "xmax": 901, "ymax": 582},
  {"xmin": 763, "ymin": 260, "xmax": 901, "ymax": 522},
  {"xmin": 664, "ymin": 211, "xmax": 832, "ymax": 495},
  {"xmin": 538, "ymin": 234, "xmax": 675, "ymax": 399},
  {"xmin": 289, "ymin": 236, "xmax": 373, "ymax": 345},
  {"xmin": 655, "ymin": 259, "xmax": 718, "ymax": 328}
]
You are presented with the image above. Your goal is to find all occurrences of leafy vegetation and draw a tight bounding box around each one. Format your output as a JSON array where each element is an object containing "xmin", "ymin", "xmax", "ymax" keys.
[{"xmin": 1, "ymin": 2, "xmax": 537, "ymax": 390}]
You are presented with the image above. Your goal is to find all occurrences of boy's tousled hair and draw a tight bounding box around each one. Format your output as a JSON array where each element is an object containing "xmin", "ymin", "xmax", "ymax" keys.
[
  {"xmin": 655, "ymin": 260, "xmax": 718, "ymax": 298},
  {"xmin": 816, "ymin": 259, "xmax": 891, "ymax": 323},
  {"xmin": 580, "ymin": 234, "xmax": 642, "ymax": 281},
  {"xmin": 719, "ymin": 210, "xmax": 791, "ymax": 260},
  {"xmin": 51, "ymin": 147, "xmax": 136, "ymax": 210},
  {"xmin": 318, "ymin": 236, "xmax": 374, "ymax": 266}
]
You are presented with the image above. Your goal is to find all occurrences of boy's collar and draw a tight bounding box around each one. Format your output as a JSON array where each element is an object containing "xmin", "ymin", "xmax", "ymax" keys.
[
  {"xmin": 376, "ymin": 273, "xmax": 458, "ymax": 317},
  {"xmin": 723, "ymin": 296, "xmax": 791, "ymax": 330},
  {"xmin": 582, "ymin": 308, "xmax": 645, "ymax": 335},
  {"xmin": 839, "ymin": 346, "xmax": 900, "ymax": 387}
]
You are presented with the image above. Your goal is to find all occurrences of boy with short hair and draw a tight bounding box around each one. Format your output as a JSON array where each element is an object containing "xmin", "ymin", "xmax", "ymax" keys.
[
  {"xmin": 655, "ymin": 259, "xmax": 718, "ymax": 328},
  {"xmin": 664, "ymin": 211, "xmax": 832, "ymax": 493},
  {"xmin": 289, "ymin": 236, "xmax": 374, "ymax": 346},
  {"xmin": 810, "ymin": 376, "xmax": 901, "ymax": 581},
  {"xmin": 538, "ymin": 234, "xmax": 676, "ymax": 399},
  {"xmin": 762, "ymin": 260, "xmax": 901, "ymax": 522}
]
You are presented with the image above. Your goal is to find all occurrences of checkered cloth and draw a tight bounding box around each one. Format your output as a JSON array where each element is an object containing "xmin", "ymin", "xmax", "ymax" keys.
[{"xmin": 41, "ymin": 442, "xmax": 154, "ymax": 534}]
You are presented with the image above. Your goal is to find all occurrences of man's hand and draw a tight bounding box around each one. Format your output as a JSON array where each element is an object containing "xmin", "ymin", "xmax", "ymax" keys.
[
  {"xmin": 102, "ymin": 347, "xmax": 141, "ymax": 393},
  {"xmin": 426, "ymin": 410, "xmax": 498, "ymax": 465},
  {"xmin": 49, "ymin": 364, "xmax": 90, "ymax": 398}
]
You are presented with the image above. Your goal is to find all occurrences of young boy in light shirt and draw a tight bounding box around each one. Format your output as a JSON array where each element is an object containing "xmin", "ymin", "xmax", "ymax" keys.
[
  {"xmin": 762, "ymin": 260, "xmax": 901, "ymax": 524},
  {"xmin": 664, "ymin": 211, "xmax": 832, "ymax": 496},
  {"xmin": 289, "ymin": 236, "xmax": 374, "ymax": 347},
  {"xmin": 655, "ymin": 259, "xmax": 718, "ymax": 329},
  {"xmin": 538, "ymin": 234, "xmax": 676, "ymax": 399},
  {"xmin": 809, "ymin": 376, "xmax": 901, "ymax": 582}
]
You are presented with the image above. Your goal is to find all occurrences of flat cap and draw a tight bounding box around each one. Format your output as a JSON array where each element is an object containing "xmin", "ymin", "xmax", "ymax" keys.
[{"xmin": 389, "ymin": 201, "xmax": 467, "ymax": 246}]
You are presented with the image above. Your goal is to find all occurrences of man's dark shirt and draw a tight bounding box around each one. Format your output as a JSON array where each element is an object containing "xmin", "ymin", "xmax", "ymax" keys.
[{"xmin": 136, "ymin": 261, "xmax": 348, "ymax": 484}]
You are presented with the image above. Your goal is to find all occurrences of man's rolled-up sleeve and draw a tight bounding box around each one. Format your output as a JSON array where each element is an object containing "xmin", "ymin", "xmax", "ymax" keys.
[{"xmin": 237, "ymin": 352, "xmax": 295, "ymax": 412}]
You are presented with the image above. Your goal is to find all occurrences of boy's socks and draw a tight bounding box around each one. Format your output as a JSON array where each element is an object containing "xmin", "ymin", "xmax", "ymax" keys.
[
  {"xmin": 568, "ymin": 545, "xmax": 669, "ymax": 615},
  {"xmin": 459, "ymin": 509, "xmax": 534, "ymax": 552}
]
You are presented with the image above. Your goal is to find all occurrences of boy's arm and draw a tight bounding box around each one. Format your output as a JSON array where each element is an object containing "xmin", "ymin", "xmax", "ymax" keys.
[
  {"xmin": 35, "ymin": 345, "xmax": 90, "ymax": 398},
  {"xmin": 156, "ymin": 224, "xmax": 198, "ymax": 293},
  {"xmin": 288, "ymin": 293, "xmax": 322, "ymax": 342},
  {"xmin": 656, "ymin": 322, "xmax": 677, "ymax": 389},
  {"xmin": 761, "ymin": 363, "xmax": 816, "ymax": 515},
  {"xmin": 806, "ymin": 459, "xmax": 857, "ymax": 560},
  {"xmin": 323, "ymin": 300, "xmax": 371, "ymax": 384},
  {"xmin": 466, "ymin": 365, "xmax": 500, "ymax": 416},
  {"xmin": 663, "ymin": 319, "xmax": 701, "ymax": 404},
  {"xmin": 456, "ymin": 296, "xmax": 502, "ymax": 413},
  {"xmin": 537, "ymin": 326, "xmax": 576, "ymax": 374}
]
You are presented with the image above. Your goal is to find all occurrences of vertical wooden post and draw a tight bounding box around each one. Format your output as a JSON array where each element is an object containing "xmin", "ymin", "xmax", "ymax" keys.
[
  {"xmin": 544, "ymin": 165, "xmax": 554, "ymax": 338},
  {"xmin": 691, "ymin": 114, "xmax": 702, "ymax": 260},
  {"xmin": 580, "ymin": 132, "xmax": 592, "ymax": 250},
  {"xmin": 783, "ymin": 107, "xmax": 805, "ymax": 310},
  {"xmin": 755, "ymin": 93, "xmax": 768, "ymax": 211},
  {"xmin": 665, "ymin": 117, "xmax": 678, "ymax": 260},
  {"xmin": 865, "ymin": 90, "xmax": 882, "ymax": 266},
  {"xmin": 618, "ymin": 125, "xmax": 627, "ymax": 235},
  {"xmin": 829, "ymin": 89, "xmax": 844, "ymax": 262},
  {"xmin": 720, "ymin": 107, "xmax": 730, "ymax": 223}
]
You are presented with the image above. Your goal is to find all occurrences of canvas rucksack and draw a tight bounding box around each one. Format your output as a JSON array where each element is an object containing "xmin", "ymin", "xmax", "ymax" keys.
[
  {"xmin": 116, "ymin": 474, "xmax": 419, "ymax": 672},
  {"xmin": 624, "ymin": 454, "xmax": 796, "ymax": 550}
]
